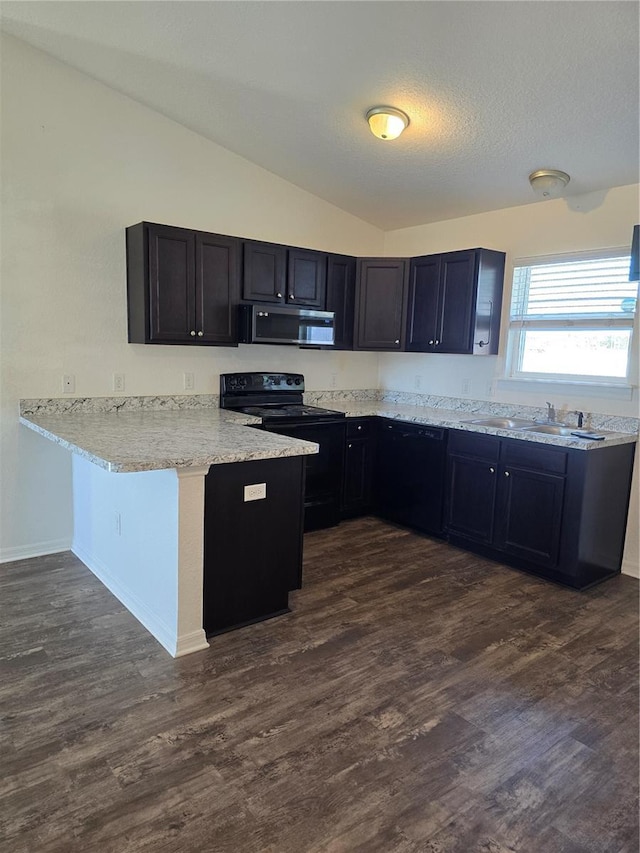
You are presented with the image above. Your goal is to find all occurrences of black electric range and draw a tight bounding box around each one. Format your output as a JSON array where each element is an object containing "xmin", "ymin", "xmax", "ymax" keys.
[
  {"xmin": 220, "ymin": 372, "xmax": 346, "ymax": 530},
  {"xmin": 220, "ymin": 372, "xmax": 346, "ymax": 425}
]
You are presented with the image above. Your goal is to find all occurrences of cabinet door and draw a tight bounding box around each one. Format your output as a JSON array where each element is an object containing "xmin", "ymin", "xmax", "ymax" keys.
[
  {"xmin": 355, "ymin": 258, "xmax": 408, "ymax": 350},
  {"xmin": 326, "ymin": 254, "xmax": 356, "ymax": 349},
  {"xmin": 406, "ymin": 255, "xmax": 441, "ymax": 351},
  {"xmin": 446, "ymin": 454, "xmax": 498, "ymax": 544},
  {"xmin": 436, "ymin": 251, "xmax": 477, "ymax": 353},
  {"xmin": 287, "ymin": 248, "xmax": 327, "ymax": 307},
  {"xmin": 342, "ymin": 439, "xmax": 374, "ymax": 514},
  {"xmin": 196, "ymin": 233, "xmax": 240, "ymax": 344},
  {"xmin": 242, "ymin": 240, "xmax": 286, "ymax": 303},
  {"xmin": 147, "ymin": 224, "xmax": 196, "ymax": 342},
  {"xmin": 497, "ymin": 466, "xmax": 565, "ymax": 568}
]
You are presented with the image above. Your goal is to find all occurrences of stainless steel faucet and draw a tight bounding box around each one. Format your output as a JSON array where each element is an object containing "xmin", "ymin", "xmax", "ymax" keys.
[
  {"xmin": 546, "ymin": 402, "xmax": 556, "ymax": 422},
  {"xmin": 573, "ymin": 410, "xmax": 584, "ymax": 428}
]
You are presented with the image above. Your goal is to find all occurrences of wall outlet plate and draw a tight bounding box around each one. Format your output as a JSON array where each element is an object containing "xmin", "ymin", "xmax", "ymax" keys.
[
  {"xmin": 184, "ymin": 372, "xmax": 195, "ymax": 391},
  {"xmin": 244, "ymin": 483, "xmax": 266, "ymax": 502},
  {"xmin": 62, "ymin": 374, "xmax": 75, "ymax": 393},
  {"xmin": 112, "ymin": 373, "xmax": 125, "ymax": 392}
]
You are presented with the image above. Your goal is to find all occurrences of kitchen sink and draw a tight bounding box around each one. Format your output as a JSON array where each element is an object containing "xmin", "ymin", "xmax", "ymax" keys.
[
  {"xmin": 465, "ymin": 417, "xmax": 538, "ymax": 429},
  {"xmin": 519, "ymin": 424, "xmax": 575, "ymax": 436}
]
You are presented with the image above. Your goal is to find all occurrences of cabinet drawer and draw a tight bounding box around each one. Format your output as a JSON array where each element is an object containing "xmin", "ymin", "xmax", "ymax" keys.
[
  {"xmin": 503, "ymin": 440, "xmax": 568, "ymax": 475},
  {"xmin": 449, "ymin": 429, "xmax": 500, "ymax": 461},
  {"xmin": 347, "ymin": 419, "xmax": 373, "ymax": 438}
]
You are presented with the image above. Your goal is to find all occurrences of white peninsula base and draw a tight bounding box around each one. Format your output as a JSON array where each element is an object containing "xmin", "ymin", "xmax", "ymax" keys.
[{"xmin": 71, "ymin": 455, "xmax": 210, "ymax": 657}]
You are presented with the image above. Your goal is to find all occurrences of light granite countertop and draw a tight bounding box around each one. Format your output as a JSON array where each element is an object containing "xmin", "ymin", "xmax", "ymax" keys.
[
  {"xmin": 19, "ymin": 392, "xmax": 637, "ymax": 474},
  {"xmin": 315, "ymin": 401, "xmax": 638, "ymax": 451},
  {"xmin": 20, "ymin": 408, "xmax": 319, "ymax": 473}
]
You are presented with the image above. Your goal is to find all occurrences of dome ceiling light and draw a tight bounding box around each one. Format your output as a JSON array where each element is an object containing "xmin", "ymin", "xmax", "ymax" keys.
[
  {"xmin": 528, "ymin": 169, "xmax": 571, "ymax": 199},
  {"xmin": 366, "ymin": 107, "xmax": 410, "ymax": 140}
]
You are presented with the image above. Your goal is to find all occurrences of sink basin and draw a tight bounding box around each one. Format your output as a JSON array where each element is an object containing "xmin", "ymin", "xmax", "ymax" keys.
[
  {"xmin": 466, "ymin": 417, "xmax": 537, "ymax": 429},
  {"xmin": 520, "ymin": 424, "xmax": 575, "ymax": 436}
]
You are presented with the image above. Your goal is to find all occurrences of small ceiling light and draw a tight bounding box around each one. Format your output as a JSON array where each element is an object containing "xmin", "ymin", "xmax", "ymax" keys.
[
  {"xmin": 528, "ymin": 169, "xmax": 571, "ymax": 199},
  {"xmin": 366, "ymin": 107, "xmax": 410, "ymax": 140}
]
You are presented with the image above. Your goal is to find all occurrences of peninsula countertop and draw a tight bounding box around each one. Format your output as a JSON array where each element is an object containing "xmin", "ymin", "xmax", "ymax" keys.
[{"xmin": 19, "ymin": 408, "xmax": 319, "ymax": 473}]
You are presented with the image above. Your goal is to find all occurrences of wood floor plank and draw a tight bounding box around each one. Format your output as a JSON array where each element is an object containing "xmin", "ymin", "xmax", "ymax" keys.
[{"xmin": 1, "ymin": 518, "xmax": 637, "ymax": 851}]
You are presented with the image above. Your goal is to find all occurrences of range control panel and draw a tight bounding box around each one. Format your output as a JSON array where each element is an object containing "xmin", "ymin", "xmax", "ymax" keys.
[{"xmin": 220, "ymin": 372, "xmax": 304, "ymax": 396}]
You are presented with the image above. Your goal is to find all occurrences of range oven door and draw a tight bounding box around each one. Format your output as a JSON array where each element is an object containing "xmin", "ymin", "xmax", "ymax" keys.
[{"xmin": 261, "ymin": 420, "xmax": 346, "ymax": 531}]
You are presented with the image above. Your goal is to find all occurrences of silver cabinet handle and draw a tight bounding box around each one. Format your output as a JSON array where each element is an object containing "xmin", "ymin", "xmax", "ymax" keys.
[
  {"xmin": 357, "ymin": 425, "xmax": 362, "ymax": 430},
  {"xmin": 276, "ymin": 292, "xmax": 282, "ymax": 298},
  {"xmin": 505, "ymin": 471, "xmax": 510, "ymax": 477},
  {"xmin": 348, "ymin": 443, "xmax": 352, "ymax": 448},
  {"xmin": 395, "ymin": 339, "xmax": 400, "ymax": 345},
  {"xmin": 190, "ymin": 330, "xmax": 196, "ymax": 336},
  {"xmin": 289, "ymin": 294, "xmax": 295, "ymax": 300},
  {"xmin": 197, "ymin": 331, "xmax": 203, "ymax": 337},
  {"xmin": 489, "ymin": 467, "xmax": 495, "ymax": 473},
  {"xmin": 435, "ymin": 340, "xmax": 440, "ymax": 346},
  {"xmin": 429, "ymin": 340, "xmax": 434, "ymax": 345}
]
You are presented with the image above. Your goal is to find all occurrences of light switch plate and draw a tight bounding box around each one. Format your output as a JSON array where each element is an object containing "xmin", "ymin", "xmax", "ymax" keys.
[{"xmin": 244, "ymin": 483, "xmax": 267, "ymax": 502}]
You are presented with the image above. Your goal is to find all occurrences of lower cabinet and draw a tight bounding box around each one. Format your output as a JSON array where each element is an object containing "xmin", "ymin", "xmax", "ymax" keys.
[
  {"xmin": 446, "ymin": 429, "xmax": 635, "ymax": 588},
  {"xmin": 375, "ymin": 419, "xmax": 447, "ymax": 536},
  {"xmin": 203, "ymin": 456, "xmax": 304, "ymax": 635},
  {"xmin": 341, "ymin": 419, "xmax": 376, "ymax": 517}
]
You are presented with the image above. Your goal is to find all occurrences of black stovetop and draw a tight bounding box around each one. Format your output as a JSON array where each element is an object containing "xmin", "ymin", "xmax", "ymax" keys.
[{"xmin": 220, "ymin": 372, "xmax": 345, "ymax": 422}]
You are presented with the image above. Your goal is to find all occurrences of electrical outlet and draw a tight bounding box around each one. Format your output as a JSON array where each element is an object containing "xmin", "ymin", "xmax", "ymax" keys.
[
  {"xmin": 414, "ymin": 375, "xmax": 422, "ymax": 390},
  {"xmin": 330, "ymin": 373, "xmax": 337, "ymax": 388},
  {"xmin": 62, "ymin": 374, "xmax": 75, "ymax": 393},
  {"xmin": 113, "ymin": 511, "xmax": 121, "ymax": 536},
  {"xmin": 112, "ymin": 373, "xmax": 125, "ymax": 393},
  {"xmin": 184, "ymin": 372, "xmax": 195, "ymax": 391},
  {"xmin": 462, "ymin": 378, "xmax": 472, "ymax": 396},
  {"xmin": 244, "ymin": 483, "xmax": 267, "ymax": 502}
]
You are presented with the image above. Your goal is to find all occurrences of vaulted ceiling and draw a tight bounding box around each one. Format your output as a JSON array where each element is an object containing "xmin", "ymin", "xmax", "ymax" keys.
[{"xmin": 1, "ymin": 1, "xmax": 638, "ymax": 229}]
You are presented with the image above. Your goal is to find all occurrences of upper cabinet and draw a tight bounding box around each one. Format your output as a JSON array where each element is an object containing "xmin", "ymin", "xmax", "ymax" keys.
[
  {"xmin": 126, "ymin": 222, "xmax": 240, "ymax": 346},
  {"xmin": 326, "ymin": 254, "xmax": 356, "ymax": 349},
  {"xmin": 354, "ymin": 258, "xmax": 409, "ymax": 351},
  {"xmin": 242, "ymin": 240, "xmax": 327, "ymax": 308},
  {"xmin": 406, "ymin": 249, "xmax": 505, "ymax": 355}
]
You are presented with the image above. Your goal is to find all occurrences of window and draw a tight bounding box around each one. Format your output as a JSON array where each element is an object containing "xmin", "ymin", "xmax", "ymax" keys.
[{"xmin": 506, "ymin": 250, "xmax": 637, "ymax": 385}]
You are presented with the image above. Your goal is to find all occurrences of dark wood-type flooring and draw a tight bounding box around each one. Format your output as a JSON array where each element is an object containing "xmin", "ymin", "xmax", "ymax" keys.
[{"xmin": 2, "ymin": 517, "xmax": 639, "ymax": 852}]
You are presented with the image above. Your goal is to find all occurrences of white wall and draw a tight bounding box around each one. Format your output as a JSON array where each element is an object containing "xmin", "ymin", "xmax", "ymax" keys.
[
  {"xmin": 0, "ymin": 35, "xmax": 381, "ymax": 559},
  {"xmin": 382, "ymin": 188, "xmax": 640, "ymax": 576}
]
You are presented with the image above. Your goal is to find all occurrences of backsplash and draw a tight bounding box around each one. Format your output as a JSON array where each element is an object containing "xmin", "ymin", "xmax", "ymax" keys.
[{"xmin": 20, "ymin": 389, "xmax": 639, "ymax": 435}]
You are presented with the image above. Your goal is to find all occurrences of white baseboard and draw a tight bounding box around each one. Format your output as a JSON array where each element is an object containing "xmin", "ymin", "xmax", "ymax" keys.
[
  {"xmin": 621, "ymin": 557, "xmax": 639, "ymax": 579},
  {"xmin": 72, "ymin": 542, "xmax": 208, "ymax": 657},
  {"xmin": 0, "ymin": 538, "xmax": 72, "ymax": 564}
]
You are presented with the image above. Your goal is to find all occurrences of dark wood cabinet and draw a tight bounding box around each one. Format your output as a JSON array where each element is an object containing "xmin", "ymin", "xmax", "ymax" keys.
[
  {"xmin": 287, "ymin": 248, "xmax": 327, "ymax": 308},
  {"xmin": 341, "ymin": 419, "xmax": 375, "ymax": 517},
  {"xmin": 354, "ymin": 258, "xmax": 409, "ymax": 350},
  {"xmin": 407, "ymin": 249, "xmax": 505, "ymax": 355},
  {"xmin": 243, "ymin": 241, "xmax": 327, "ymax": 308},
  {"xmin": 126, "ymin": 222, "xmax": 240, "ymax": 346},
  {"xmin": 446, "ymin": 429, "xmax": 635, "ymax": 588},
  {"xmin": 326, "ymin": 254, "xmax": 356, "ymax": 349},
  {"xmin": 375, "ymin": 419, "xmax": 447, "ymax": 536},
  {"xmin": 203, "ymin": 455, "xmax": 304, "ymax": 634},
  {"xmin": 242, "ymin": 240, "xmax": 287, "ymax": 303}
]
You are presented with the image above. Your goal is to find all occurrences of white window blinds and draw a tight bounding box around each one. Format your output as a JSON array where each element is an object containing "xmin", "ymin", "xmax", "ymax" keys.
[{"xmin": 511, "ymin": 254, "xmax": 636, "ymax": 323}]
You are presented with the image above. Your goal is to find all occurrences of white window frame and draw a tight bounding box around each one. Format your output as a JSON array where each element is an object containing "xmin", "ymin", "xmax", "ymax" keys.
[{"xmin": 503, "ymin": 248, "xmax": 637, "ymax": 392}]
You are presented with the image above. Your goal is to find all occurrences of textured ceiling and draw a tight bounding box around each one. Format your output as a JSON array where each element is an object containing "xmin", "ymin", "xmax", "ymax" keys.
[{"xmin": 1, "ymin": 1, "xmax": 638, "ymax": 230}]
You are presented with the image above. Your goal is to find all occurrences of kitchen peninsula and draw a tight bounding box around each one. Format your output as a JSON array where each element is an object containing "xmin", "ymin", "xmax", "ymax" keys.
[{"xmin": 20, "ymin": 391, "xmax": 637, "ymax": 657}]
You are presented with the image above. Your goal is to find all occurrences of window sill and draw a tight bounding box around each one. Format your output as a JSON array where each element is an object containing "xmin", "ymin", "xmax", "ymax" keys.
[{"xmin": 497, "ymin": 377, "xmax": 634, "ymax": 401}]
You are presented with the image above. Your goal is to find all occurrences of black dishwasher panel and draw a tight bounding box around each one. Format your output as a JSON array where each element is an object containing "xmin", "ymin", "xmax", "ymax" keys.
[{"xmin": 375, "ymin": 420, "xmax": 447, "ymax": 536}]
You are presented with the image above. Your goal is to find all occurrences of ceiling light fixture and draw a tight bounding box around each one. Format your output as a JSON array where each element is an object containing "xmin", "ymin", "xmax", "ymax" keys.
[
  {"xmin": 366, "ymin": 107, "xmax": 409, "ymax": 140},
  {"xmin": 528, "ymin": 169, "xmax": 571, "ymax": 199}
]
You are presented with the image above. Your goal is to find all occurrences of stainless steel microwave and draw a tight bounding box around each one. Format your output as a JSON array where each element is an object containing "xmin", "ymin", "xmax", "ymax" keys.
[{"xmin": 239, "ymin": 304, "xmax": 335, "ymax": 346}]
